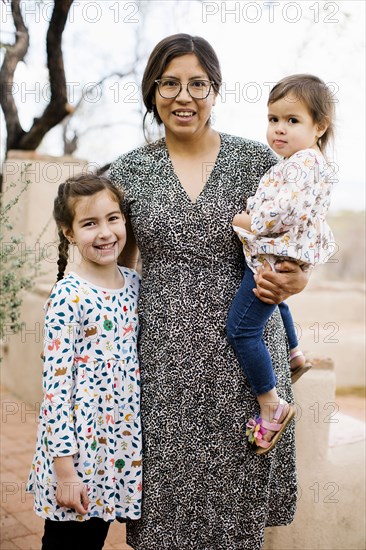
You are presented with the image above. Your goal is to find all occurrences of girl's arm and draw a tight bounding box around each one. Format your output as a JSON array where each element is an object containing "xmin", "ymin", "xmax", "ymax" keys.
[
  {"xmin": 253, "ymin": 260, "xmax": 311, "ymax": 304},
  {"xmin": 54, "ymin": 456, "xmax": 89, "ymax": 514},
  {"xmin": 42, "ymin": 285, "xmax": 79, "ymax": 457},
  {"xmin": 44, "ymin": 286, "xmax": 91, "ymax": 513}
]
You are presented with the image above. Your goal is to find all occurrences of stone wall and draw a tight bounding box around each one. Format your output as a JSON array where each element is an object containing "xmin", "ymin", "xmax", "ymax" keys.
[
  {"xmin": 264, "ymin": 360, "xmax": 365, "ymax": 549},
  {"xmin": 1, "ymin": 152, "xmax": 88, "ymax": 403}
]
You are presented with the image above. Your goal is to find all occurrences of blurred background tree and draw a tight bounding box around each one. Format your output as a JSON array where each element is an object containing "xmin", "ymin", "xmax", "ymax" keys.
[{"xmin": 0, "ymin": 0, "xmax": 74, "ymax": 154}]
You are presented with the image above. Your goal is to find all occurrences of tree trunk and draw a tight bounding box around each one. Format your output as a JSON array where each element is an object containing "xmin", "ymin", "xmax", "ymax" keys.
[
  {"xmin": 0, "ymin": 0, "xmax": 29, "ymax": 151},
  {"xmin": 0, "ymin": 0, "xmax": 74, "ymax": 153}
]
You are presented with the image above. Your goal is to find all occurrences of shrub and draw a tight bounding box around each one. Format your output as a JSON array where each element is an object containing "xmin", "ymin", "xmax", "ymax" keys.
[{"xmin": 0, "ymin": 166, "xmax": 39, "ymax": 340}]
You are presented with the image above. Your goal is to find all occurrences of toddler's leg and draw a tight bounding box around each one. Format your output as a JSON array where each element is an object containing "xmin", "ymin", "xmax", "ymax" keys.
[
  {"xmin": 227, "ymin": 267, "xmax": 294, "ymax": 452},
  {"xmin": 226, "ymin": 265, "xmax": 277, "ymax": 396},
  {"xmin": 42, "ymin": 517, "xmax": 110, "ymax": 550},
  {"xmin": 278, "ymin": 301, "xmax": 298, "ymax": 350},
  {"xmin": 278, "ymin": 301, "xmax": 311, "ymax": 382}
]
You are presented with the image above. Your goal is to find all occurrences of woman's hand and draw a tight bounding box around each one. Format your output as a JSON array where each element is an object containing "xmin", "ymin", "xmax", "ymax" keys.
[
  {"xmin": 54, "ymin": 457, "xmax": 89, "ymax": 514},
  {"xmin": 253, "ymin": 260, "xmax": 311, "ymax": 304}
]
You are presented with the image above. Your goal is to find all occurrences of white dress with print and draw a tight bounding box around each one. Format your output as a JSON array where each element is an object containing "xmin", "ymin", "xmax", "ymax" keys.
[{"xmin": 26, "ymin": 267, "xmax": 142, "ymax": 522}]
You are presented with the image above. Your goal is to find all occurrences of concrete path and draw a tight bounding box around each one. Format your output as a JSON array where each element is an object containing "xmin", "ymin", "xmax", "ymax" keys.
[{"xmin": 1, "ymin": 384, "xmax": 364, "ymax": 549}]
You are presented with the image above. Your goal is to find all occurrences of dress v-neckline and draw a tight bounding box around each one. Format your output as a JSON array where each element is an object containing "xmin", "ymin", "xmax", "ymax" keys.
[{"xmin": 162, "ymin": 134, "xmax": 223, "ymax": 206}]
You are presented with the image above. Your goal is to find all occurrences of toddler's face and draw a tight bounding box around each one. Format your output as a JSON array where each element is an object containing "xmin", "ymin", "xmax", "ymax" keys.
[{"xmin": 266, "ymin": 95, "xmax": 325, "ymax": 158}]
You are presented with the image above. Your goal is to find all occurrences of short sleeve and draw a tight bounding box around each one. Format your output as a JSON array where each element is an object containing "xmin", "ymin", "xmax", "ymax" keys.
[{"xmin": 245, "ymin": 142, "xmax": 278, "ymax": 199}]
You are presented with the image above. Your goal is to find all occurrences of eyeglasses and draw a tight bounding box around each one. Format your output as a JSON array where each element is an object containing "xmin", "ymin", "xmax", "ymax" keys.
[{"xmin": 155, "ymin": 79, "xmax": 215, "ymax": 100}]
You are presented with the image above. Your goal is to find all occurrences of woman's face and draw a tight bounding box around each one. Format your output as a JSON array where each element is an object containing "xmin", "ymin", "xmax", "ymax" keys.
[{"xmin": 154, "ymin": 53, "xmax": 216, "ymax": 141}]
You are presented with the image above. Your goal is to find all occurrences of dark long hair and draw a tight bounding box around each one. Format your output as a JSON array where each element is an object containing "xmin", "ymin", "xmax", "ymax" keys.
[{"xmin": 141, "ymin": 33, "xmax": 222, "ymax": 138}]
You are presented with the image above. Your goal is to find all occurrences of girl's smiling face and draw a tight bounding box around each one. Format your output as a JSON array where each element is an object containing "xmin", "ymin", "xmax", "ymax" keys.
[
  {"xmin": 266, "ymin": 95, "xmax": 326, "ymax": 158},
  {"xmin": 154, "ymin": 53, "xmax": 216, "ymax": 141},
  {"xmin": 64, "ymin": 189, "xmax": 126, "ymax": 270}
]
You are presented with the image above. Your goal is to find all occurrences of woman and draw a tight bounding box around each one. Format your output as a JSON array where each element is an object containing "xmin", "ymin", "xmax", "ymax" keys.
[{"xmin": 109, "ymin": 34, "xmax": 309, "ymax": 550}]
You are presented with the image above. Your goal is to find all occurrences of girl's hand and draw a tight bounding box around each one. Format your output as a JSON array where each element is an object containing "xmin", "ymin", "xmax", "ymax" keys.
[
  {"xmin": 253, "ymin": 260, "xmax": 311, "ymax": 304},
  {"xmin": 54, "ymin": 457, "xmax": 89, "ymax": 515}
]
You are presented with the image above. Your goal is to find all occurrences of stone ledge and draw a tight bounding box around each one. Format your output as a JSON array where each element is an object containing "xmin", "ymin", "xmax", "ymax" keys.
[
  {"xmin": 6, "ymin": 150, "xmax": 84, "ymax": 162},
  {"xmin": 306, "ymin": 355, "xmax": 334, "ymax": 370}
]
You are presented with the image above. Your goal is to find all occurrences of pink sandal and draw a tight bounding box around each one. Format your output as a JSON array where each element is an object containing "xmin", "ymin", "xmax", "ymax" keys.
[
  {"xmin": 245, "ymin": 399, "xmax": 295, "ymax": 456},
  {"xmin": 290, "ymin": 351, "xmax": 312, "ymax": 384}
]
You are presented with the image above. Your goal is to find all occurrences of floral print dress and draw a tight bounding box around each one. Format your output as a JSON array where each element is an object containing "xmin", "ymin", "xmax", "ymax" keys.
[
  {"xmin": 235, "ymin": 148, "xmax": 334, "ymax": 271},
  {"xmin": 26, "ymin": 267, "xmax": 142, "ymax": 522}
]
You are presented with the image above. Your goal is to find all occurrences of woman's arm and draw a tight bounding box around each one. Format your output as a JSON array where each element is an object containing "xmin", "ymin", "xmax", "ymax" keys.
[
  {"xmin": 118, "ymin": 214, "xmax": 140, "ymax": 270},
  {"xmin": 253, "ymin": 260, "xmax": 311, "ymax": 304},
  {"xmin": 109, "ymin": 154, "xmax": 141, "ymax": 270}
]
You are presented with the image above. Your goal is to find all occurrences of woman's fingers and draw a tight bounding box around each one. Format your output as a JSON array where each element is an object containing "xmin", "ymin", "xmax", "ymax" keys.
[
  {"xmin": 254, "ymin": 262, "xmax": 282, "ymax": 304},
  {"xmin": 254, "ymin": 260, "xmax": 310, "ymax": 304}
]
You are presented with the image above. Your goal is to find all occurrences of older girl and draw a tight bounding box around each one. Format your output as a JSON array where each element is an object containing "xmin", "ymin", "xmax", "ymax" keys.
[{"xmin": 27, "ymin": 175, "xmax": 142, "ymax": 550}]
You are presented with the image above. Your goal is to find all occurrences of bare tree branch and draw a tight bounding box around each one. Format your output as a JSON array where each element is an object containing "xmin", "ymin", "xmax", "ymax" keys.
[
  {"xmin": 0, "ymin": 0, "xmax": 29, "ymax": 151},
  {"xmin": 0, "ymin": 0, "xmax": 74, "ymax": 153},
  {"xmin": 61, "ymin": 69, "xmax": 137, "ymax": 155},
  {"xmin": 16, "ymin": 0, "xmax": 74, "ymax": 150}
]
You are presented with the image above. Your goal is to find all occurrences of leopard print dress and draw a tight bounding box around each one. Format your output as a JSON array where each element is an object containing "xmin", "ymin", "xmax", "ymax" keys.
[{"xmin": 109, "ymin": 133, "xmax": 297, "ymax": 550}]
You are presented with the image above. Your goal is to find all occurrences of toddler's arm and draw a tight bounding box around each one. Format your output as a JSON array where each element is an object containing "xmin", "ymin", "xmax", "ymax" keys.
[
  {"xmin": 250, "ymin": 150, "xmax": 322, "ymax": 236},
  {"xmin": 233, "ymin": 211, "xmax": 252, "ymax": 232}
]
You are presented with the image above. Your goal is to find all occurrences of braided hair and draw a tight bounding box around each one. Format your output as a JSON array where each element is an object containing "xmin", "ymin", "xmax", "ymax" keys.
[
  {"xmin": 53, "ymin": 174, "xmax": 125, "ymax": 282},
  {"xmin": 56, "ymin": 230, "xmax": 70, "ymax": 281}
]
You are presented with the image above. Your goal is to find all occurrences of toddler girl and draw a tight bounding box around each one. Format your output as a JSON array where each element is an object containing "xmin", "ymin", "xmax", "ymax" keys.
[
  {"xmin": 27, "ymin": 175, "xmax": 142, "ymax": 549},
  {"xmin": 227, "ymin": 74, "xmax": 335, "ymax": 455}
]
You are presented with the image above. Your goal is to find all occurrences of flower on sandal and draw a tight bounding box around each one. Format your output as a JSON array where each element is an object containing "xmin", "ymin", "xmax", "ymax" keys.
[{"xmin": 246, "ymin": 416, "xmax": 267, "ymax": 444}]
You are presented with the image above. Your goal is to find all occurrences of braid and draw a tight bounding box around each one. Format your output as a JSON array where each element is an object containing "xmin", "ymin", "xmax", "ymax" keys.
[{"xmin": 56, "ymin": 231, "xmax": 69, "ymax": 281}]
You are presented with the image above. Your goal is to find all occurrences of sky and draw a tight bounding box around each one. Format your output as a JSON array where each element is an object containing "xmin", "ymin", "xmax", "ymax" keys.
[{"xmin": 0, "ymin": 0, "xmax": 365, "ymax": 212}]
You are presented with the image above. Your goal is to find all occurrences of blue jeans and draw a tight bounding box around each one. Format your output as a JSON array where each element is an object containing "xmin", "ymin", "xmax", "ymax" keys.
[{"xmin": 226, "ymin": 264, "xmax": 298, "ymax": 396}]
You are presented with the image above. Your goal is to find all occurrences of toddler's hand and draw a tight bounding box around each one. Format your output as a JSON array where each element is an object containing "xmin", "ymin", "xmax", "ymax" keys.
[{"xmin": 233, "ymin": 211, "xmax": 252, "ymax": 232}]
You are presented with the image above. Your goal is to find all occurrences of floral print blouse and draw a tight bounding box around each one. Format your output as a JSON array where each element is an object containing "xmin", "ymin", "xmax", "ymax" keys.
[
  {"xmin": 234, "ymin": 148, "xmax": 335, "ymax": 271},
  {"xmin": 27, "ymin": 267, "xmax": 142, "ymax": 522}
]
